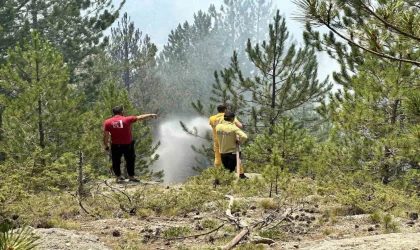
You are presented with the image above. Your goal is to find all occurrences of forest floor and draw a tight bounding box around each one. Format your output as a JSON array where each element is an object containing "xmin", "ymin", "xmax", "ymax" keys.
[{"xmin": 32, "ymin": 174, "xmax": 420, "ymax": 250}]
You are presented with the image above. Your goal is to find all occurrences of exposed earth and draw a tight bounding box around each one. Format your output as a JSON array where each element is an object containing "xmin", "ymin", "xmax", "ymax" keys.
[{"xmin": 31, "ymin": 176, "xmax": 420, "ymax": 250}]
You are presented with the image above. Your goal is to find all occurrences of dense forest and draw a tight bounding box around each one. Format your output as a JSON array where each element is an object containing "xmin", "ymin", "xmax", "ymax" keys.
[{"xmin": 1, "ymin": 0, "xmax": 420, "ymax": 249}]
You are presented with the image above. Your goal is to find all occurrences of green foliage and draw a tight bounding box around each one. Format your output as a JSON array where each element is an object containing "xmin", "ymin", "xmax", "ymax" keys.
[
  {"xmin": 163, "ymin": 226, "xmax": 191, "ymax": 238},
  {"xmin": 258, "ymin": 199, "xmax": 278, "ymax": 210},
  {"xmin": 236, "ymin": 244, "xmax": 266, "ymax": 250},
  {"xmin": 383, "ymin": 213, "xmax": 399, "ymax": 233},
  {"xmin": 0, "ymin": 0, "xmax": 125, "ymax": 83},
  {"xmin": 215, "ymin": 10, "xmax": 331, "ymax": 134},
  {"xmin": 161, "ymin": 1, "xmax": 275, "ymax": 116},
  {"xmin": 295, "ymin": 0, "xmax": 420, "ymax": 186},
  {"xmin": 0, "ymin": 222, "xmax": 39, "ymax": 250},
  {"xmin": 108, "ymin": 13, "xmax": 162, "ymax": 113},
  {"xmin": 0, "ymin": 32, "xmax": 104, "ymax": 195},
  {"xmin": 293, "ymin": 0, "xmax": 420, "ymax": 67},
  {"xmin": 200, "ymin": 219, "xmax": 219, "ymax": 229},
  {"xmin": 370, "ymin": 211, "xmax": 381, "ymax": 224},
  {"xmin": 245, "ymin": 119, "xmax": 315, "ymax": 173},
  {"xmin": 334, "ymin": 172, "xmax": 420, "ymax": 214},
  {"xmin": 258, "ymin": 229, "xmax": 284, "ymax": 240},
  {"xmin": 260, "ymin": 149, "xmax": 292, "ymax": 197}
]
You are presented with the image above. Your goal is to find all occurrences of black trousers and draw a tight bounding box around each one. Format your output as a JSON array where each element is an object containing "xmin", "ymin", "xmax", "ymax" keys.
[
  {"xmin": 111, "ymin": 142, "xmax": 136, "ymax": 176},
  {"xmin": 220, "ymin": 152, "xmax": 240, "ymax": 173}
]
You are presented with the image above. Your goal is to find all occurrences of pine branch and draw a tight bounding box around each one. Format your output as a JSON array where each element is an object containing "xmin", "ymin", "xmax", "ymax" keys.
[
  {"xmin": 358, "ymin": 1, "xmax": 420, "ymax": 43},
  {"xmin": 321, "ymin": 20, "xmax": 420, "ymax": 66}
]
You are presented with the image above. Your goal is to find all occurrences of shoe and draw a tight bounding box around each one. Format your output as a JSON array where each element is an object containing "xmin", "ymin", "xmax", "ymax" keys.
[
  {"xmin": 213, "ymin": 179, "xmax": 220, "ymax": 186},
  {"xmin": 116, "ymin": 176, "xmax": 125, "ymax": 183},
  {"xmin": 239, "ymin": 174, "xmax": 249, "ymax": 179},
  {"xmin": 129, "ymin": 178, "xmax": 140, "ymax": 183}
]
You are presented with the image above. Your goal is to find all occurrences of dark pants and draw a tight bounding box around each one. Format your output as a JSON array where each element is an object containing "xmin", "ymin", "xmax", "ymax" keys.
[
  {"xmin": 111, "ymin": 142, "xmax": 136, "ymax": 176},
  {"xmin": 221, "ymin": 152, "xmax": 240, "ymax": 172}
]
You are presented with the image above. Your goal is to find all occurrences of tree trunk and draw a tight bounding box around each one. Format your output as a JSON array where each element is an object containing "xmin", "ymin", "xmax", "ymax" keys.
[
  {"xmin": 77, "ymin": 150, "xmax": 84, "ymax": 197},
  {"xmin": 124, "ymin": 38, "xmax": 130, "ymax": 93}
]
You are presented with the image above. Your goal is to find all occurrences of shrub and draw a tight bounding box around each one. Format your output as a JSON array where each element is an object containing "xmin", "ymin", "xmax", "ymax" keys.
[
  {"xmin": 0, "ymin": 222, "xmax": 39, "ymax": 250},
  {"xmin": 163, "ymin": 227, "xmax": 191, "ymax": 238},
  {"xmin": 258, "ymin": 199, "xmax": 278, "ymax": 210}
]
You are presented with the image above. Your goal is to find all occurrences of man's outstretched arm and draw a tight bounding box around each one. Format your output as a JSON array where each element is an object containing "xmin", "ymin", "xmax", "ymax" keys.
[{"xmin": 136, "ymin": 114, "xmax": 157, "ymax": 121}]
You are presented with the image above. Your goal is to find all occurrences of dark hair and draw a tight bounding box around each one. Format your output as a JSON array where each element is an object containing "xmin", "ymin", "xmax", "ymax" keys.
[
  {"xmin": 217, "ymin": 104, "xmax": 227, "ymax": 112},
  {"xmin": 224, "ymin": 111, "xmax": 235, "ymax": 121},
  {"xmin": 112, "ymin": 106, "xmax": 124, "ymax": 115}
]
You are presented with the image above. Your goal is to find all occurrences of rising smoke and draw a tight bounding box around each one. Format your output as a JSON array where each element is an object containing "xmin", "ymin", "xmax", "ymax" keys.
[{"xmin": 153, "ymin": 116, "xmax": 210, "ymax": 183}]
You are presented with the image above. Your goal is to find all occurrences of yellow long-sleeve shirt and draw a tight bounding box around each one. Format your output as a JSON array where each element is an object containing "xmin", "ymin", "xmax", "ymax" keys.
[
  {"xmin": 209, "ymin": 113, "xmax": 240, "ymax": 146},
  {"xmin": 216, "ymin": 121, "xmax": 248, "ymax": 154}
]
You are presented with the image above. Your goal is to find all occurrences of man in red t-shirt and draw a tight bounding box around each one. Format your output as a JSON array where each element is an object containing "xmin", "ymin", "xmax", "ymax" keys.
[{"xmin": 103, "ymin": 106, "xmax": 157, "ymax": 183}]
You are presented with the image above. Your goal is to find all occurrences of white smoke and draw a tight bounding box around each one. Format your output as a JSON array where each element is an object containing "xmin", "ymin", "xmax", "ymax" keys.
[{"xmin": 153, "ymin": 116, "xmax": 210, "ymax": 183}]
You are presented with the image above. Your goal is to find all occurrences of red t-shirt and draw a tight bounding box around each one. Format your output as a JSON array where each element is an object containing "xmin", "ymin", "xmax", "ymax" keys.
[{"xmin": 103, "ymin": 115, "xmax": 137, "ymax": 144}]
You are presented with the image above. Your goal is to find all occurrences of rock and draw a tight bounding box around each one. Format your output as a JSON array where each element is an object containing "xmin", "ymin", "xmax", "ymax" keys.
[
  {"xmin": 406, "ymin": 212, "xmax": 418, "ymax": 220},
  {"xmin": 293, "ymin": 232, "xmax": 420, "ymax": 250},
  {"xmin": 34, "ymin": 228, "xmax": 111, "ymax": 250},
  {"xmin": 193, "ymin": 216, "xmax": 202, "ymax": 220},
  {"xmin": 112, "ymin": 230, "xmax": 121, "ymax": 237},
  {"xmin": 250, "ymin": 236, "xmax": 275, "ymax": 245}
]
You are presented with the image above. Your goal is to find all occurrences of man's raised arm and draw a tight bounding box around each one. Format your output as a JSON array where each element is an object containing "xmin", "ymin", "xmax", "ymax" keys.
[{"xmin": 136, "ymin": 114, "xmax": 157, "ymax": 121}]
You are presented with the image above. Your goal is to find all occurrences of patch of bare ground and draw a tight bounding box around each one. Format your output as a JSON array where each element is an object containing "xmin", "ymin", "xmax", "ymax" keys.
[{"xmin": 33, "ymin": 176, "xmax": 420, "ymax": 249}]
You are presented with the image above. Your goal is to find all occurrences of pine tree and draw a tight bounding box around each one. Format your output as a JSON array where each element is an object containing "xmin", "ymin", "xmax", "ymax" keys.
[
  {"xmin": 158, "ymin": 10, "xmax": 217, "ymax": 115},
  {"xmin": 185, "ymin": 10, "xmax": 331, "ymax": 173},
  {"xmin": 159, "ymin": 1, "xmax": 275, "ymax": 116},
  {"xmin": 246, "ymin": 118, "xmax": 315, "ymax": 172},
  {"xmin": 216, "ymin": 10, "xmax": 332, "ymax": 135},
  {"xmin": 0, "ymin": 32, "xmax": 85, "ymax": 190},
  {"xmin": 317, "ymin": 51, "xmax": 420, "ymax": 184},
  {"xmin": 108, "ymin": 13, "xmax": 161, "ymax": 112},
  {"xmin": 0, "ymin": 0, "xmax": 125, "ymax": 82}
]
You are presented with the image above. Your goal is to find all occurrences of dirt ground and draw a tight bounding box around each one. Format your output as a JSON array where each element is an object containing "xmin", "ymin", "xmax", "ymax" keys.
[{"xmin": 34, "ymin": 177, "xmax": 420, "ymax": 250}]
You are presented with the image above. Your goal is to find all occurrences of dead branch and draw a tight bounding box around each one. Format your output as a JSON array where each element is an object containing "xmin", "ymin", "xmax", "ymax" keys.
[
  {"xmin": 266, "ymin": 208, "xmax": 294, "ymax": 230},
  {"xmin": 225, "ymin": 195, "xmax": 249, "ymax": 228},
  {"xmin": 221, "ymin": 195, "xmax": 249, "ymax": 249},
  {"xmin": 222, "ymin": 229, "xmax": 249, "ymax": 250},
  {"xmin": 103, "ymin": 180, "xmax": 132, "ymax": 203},
  {"xmin": 67, "ymin": 191, "xmax": 95, "ymax": 217}
]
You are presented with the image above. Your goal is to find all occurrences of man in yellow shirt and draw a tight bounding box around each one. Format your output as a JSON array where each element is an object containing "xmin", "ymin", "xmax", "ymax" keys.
[
  {"xmin": 216, "ymin": 111, "xmax": 248, "ymax": 178},
  {"xmin": 209, "ymin": 104, "xmax": 242, "ymax": 169}
]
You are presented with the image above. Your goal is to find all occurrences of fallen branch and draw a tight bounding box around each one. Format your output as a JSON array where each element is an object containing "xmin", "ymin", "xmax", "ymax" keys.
[
  {"xmin": 225, "ymin": 195, "xmax": 248, "ymax": 229},
  {"xmin": 221, "ymin": 195, "xmax": 249, "ymax": 249},
  {"xmin": 222, "ymin": 229, "xmax": 249, "ymax": 250},
  {"xmin": 266, "ymin": 207, "xmax": 294, "ymax": 230}
]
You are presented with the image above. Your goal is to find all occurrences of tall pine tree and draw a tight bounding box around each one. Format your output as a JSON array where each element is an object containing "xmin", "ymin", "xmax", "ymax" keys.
[
  {"xmin": 0, "ymin": 32, "xmax": 85, "ymax": 190},
  {"xmin": 109, "ymin": 13, "xmax": 161, "ymax": 113}
]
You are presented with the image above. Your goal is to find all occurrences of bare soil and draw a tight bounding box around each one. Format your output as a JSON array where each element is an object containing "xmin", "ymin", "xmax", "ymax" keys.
[{"xmin": 33, "ymin": 177, "xmax": 420, "ymax": 250}]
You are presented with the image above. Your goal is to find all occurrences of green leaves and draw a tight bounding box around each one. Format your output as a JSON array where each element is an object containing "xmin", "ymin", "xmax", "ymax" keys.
[
  {"xmin": 0, "ymin": 222, "xmax": 39, "ymax": 250},
  {"xmin": 293, "ymin": 0, "xmax": 420, "ymax": 66}
]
